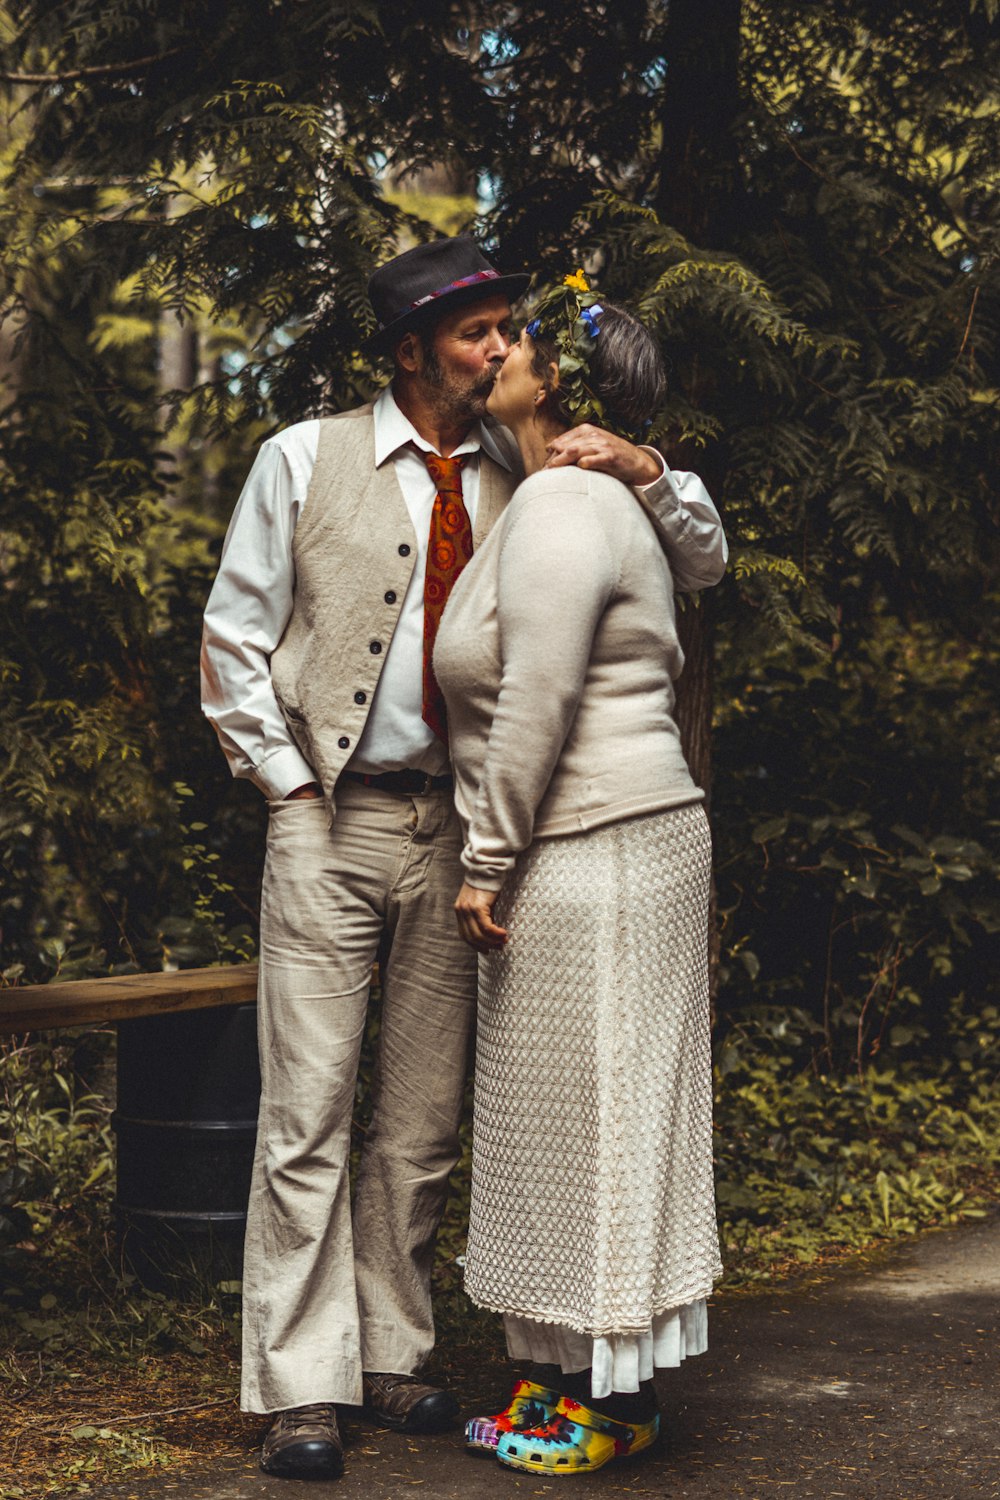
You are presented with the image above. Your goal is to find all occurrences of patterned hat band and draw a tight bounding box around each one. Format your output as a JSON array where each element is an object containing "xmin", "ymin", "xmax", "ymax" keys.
[{"xmin": 405, "ymin": 268, "xmax": 502, "ymax": 314}]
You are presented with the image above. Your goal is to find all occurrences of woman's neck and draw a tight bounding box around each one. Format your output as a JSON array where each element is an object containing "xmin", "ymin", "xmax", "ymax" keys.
[{"xmin": 505, "ymin": 411, "xmax": 569, "ymax": 476}]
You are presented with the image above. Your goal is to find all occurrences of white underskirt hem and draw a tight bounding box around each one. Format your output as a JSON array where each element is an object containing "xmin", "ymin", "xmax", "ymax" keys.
[{"xmin": 503, "ymin": 1298, "xmax": 709, "ymax": 1399}]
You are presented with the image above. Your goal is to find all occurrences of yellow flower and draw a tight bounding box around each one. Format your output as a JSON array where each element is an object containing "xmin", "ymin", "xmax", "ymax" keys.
[{"xmin": 563, "ymin": 269, "xmax": 590, "ymax": 292}]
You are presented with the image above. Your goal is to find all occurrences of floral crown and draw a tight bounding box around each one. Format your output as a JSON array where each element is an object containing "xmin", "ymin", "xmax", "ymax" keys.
[{"xmin": 523, "ymin": 270, "xmax": 610, "ymax": 429}]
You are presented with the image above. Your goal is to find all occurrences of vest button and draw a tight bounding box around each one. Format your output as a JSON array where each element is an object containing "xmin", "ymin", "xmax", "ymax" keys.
[
  {"xmin": 354, "ymin": 691, "xmax": 366, "ymax": 705},
  {"xmin": 370, "ymin": 641, "xmax": 382, "ymax": 654},
  {"xmin": 398, "ymin": 543, "xmax": 411, "ymax": 556},
  {"xmin": 337, "ymin": 736, "xmax": 350, "ymax": 749},
  {"xmin": 384, "ymin": 590, "xmax": 397, "ymax": 604}
]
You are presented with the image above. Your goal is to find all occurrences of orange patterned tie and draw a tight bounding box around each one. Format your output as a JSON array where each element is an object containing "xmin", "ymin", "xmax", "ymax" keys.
[{"xmin": 422, "ymin": 452, "xmax": 473, "ymax": 743}]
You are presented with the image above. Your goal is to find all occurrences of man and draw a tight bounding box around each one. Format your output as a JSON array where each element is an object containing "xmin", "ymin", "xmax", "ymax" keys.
[{"xmin": 200, "ymin": 236, "xmax": 727, "ymax": 1481}]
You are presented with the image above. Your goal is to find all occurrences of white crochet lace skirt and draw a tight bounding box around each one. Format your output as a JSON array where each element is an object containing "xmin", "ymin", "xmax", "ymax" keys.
[{"xmin": 464, "ymin": 802, "xmax": 722, "ymax": 1338}]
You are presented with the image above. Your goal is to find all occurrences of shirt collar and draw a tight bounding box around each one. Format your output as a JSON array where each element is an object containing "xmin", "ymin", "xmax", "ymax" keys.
[{"xmin": 373, "ymin": 385, "xmax": 511, "ymax": 472}]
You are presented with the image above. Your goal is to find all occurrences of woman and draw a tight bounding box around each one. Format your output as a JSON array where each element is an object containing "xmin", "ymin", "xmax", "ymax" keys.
[{"xmin": 433, "ymin": 276, "xmax": 722, "ymax": 1476}]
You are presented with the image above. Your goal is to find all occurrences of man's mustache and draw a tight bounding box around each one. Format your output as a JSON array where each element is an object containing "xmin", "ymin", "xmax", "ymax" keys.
[{"xmin": 476, "ymin": 360, "xmax": 504, "ymax": 394}]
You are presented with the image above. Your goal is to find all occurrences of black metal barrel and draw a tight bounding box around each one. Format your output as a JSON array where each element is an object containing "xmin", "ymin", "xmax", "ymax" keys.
[{"xmin": 113, "ymin": 1002, "xmax": 260, "ymax": 1288}]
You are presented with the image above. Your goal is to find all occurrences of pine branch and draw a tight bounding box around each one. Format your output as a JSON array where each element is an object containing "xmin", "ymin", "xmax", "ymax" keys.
[{"xmin": 1, "ymin": 48, "xmax": 188, "ymax": 86}]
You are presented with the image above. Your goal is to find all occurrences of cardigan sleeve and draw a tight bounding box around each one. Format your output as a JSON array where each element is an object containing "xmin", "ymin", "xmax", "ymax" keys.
[{"xmin": 460, "ymin": 483, "xmax": 616, "ymax": 889}]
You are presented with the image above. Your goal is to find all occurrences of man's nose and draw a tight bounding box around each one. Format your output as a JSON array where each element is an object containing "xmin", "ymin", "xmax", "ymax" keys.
[{"xmin": 487, "ymin": 328, "xmax": 510, "ymax": 360}]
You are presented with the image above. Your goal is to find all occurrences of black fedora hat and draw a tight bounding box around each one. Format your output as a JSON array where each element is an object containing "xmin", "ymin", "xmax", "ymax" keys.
[{"xmin": 364, "ymin": 236, "xmax": 530, "ymax": 357}]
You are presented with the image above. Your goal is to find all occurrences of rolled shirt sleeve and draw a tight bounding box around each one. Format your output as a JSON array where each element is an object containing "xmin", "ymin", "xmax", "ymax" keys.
[
  {"xmin": 637, "ymin": 448, "xmax": 728, "ymax": 592},
  {"xmin": 200, "ymin": 439, "xmax": 318, "ymax": 800}
]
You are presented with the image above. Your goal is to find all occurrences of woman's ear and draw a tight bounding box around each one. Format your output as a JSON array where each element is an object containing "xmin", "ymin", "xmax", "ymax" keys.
[{"xmin": 535, "ymin": 358, "xmax": 559, "ymax": 406}]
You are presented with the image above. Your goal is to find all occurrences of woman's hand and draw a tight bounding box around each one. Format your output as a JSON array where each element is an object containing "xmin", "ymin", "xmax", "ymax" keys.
[{"xmin": 455, "ymin": 882, "xmax": 508, "ymax": 953}]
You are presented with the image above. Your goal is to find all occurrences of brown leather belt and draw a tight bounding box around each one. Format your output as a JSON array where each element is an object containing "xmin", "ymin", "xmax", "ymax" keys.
[{"xmin": 341, "ymin": 769, "xmax": 454, "ymax": 796}]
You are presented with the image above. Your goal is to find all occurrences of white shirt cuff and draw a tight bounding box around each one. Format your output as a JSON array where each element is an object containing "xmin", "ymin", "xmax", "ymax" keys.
[
  {"xmin": 636, "ymin": 444, "xmax": 669, "ymax": 492},
  {"xmin": 251, "ymin": 744, "xmax": 319, "ymax": 801}
]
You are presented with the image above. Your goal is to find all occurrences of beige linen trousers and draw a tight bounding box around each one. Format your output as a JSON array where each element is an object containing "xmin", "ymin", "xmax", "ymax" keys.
[{"xmin": 240, "ymin": 780, "xmax": 475, "ymax": 1413}]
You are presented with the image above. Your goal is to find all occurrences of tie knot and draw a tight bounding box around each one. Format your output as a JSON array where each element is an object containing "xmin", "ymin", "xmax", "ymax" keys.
[{"xmin": 424, "ymin": 452, "xmax": 465, "ymax": 495}]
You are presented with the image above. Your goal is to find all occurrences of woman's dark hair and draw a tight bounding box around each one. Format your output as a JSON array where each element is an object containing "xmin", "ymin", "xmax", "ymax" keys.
[{"xmin": 529, "ymin": 301, "xmax": 666, "ymax": 434}]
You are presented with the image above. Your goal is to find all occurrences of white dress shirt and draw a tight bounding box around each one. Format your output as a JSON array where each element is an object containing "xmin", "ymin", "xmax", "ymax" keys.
[{"xmin": 200, "ymin": 387, "xmax": 728, "ymax": 798}]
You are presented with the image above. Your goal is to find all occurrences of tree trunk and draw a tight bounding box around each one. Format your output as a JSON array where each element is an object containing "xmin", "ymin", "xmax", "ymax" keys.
[
  {"xmin": 656, "ymin": 0, "xmax": 741, "ymax": 772},
  {"xmin": 674, "ymin": 589, "xmax": 716, "ymax": 805},
  {"xmin": 656, "ymin": 0, "xmax": 743, "ymax": 995},
  {"xmin": 157, "ymin": 312, "xmax": 199, "ymax": 505},
  {"xmin": 655, "ymin": 0, "xmax": 743, "ymax": 248}
]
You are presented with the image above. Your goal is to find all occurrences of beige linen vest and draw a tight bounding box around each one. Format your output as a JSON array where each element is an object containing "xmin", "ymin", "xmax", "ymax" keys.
[{"xmin": 269, "ymin": 403, "xmax": 518, "ymax": 804}]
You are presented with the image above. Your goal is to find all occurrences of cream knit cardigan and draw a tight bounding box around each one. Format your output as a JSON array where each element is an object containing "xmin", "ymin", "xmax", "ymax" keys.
[{"xmin": 435, "ymin": 466, "xmax": 703, "ymax": 890}]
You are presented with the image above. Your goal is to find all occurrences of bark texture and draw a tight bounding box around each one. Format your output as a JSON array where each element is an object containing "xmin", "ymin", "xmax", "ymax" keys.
[{"xmin": 656, "ymin": 0, "xmax": 742, "ymax": 806}]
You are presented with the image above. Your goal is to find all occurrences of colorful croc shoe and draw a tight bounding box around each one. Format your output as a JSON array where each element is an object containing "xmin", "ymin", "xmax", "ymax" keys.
[
  {"xmin": 464, "ymin": 1378, "xmax": 562, "ymax": 1456},
  {"xmin": 495, "ymin": 1395, "xmax": 660, "ymax": 1474}
]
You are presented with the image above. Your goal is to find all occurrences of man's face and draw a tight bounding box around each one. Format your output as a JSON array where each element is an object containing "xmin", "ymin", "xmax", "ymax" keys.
[{"xmin": 418, "ymin": 295, "xmax": 513, "ymax": 421}]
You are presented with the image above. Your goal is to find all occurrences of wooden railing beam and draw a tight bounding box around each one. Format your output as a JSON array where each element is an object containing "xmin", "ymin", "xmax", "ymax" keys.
[{"xmin": 0, "ymin": 964, "xmax": 259, "ymax": 1033}]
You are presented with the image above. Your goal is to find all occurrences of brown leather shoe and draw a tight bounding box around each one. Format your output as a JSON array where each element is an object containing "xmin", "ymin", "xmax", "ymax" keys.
[
  {"xmin": 361, "ymin": 1371, "xmax": 459, "ymax": 1433},
  {"xmin": 260, "ymin": 1402, "xmax": 344, "ymax": 1479}
]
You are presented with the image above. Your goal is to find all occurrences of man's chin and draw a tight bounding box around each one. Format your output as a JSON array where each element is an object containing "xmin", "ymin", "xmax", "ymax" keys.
[
  {"xmin": 465, "ymin": 387, "xmax": 495, "ymax": 421},
  {"xmin": 479, "ymin": 369, "xmax": 506, "ymax": 404},
  {"xmin": 430, "ymin": 373, "xmax": 498, "ymax": 425}
]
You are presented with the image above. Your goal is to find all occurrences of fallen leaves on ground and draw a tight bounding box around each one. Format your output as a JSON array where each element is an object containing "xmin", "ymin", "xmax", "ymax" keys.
[{"xmin": 2, "ymin": 1336, "xmax": 259, "ymax": 1496}]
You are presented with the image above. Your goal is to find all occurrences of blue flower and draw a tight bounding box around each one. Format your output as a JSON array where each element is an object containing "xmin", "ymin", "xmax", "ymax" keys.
[
  {"xmin": 525, "ymin": 317, "xmax": 541, "ymax": 337},
  {"xmin": 579, "ymin": 302, "xmax": 603, "ymax": 338}
]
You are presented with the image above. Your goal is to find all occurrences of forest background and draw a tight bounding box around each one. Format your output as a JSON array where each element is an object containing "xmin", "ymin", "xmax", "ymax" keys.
[{"xmin": 0, "ymin": 0, "xmax": 999, "ymax": 1488}]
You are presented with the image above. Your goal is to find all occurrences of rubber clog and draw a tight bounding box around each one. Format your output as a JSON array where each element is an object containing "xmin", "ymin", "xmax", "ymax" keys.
[
  {"xmin": 495, "ymin": 1395, "xmax": 660, "ymax": 1474},
  {"xmin": 464, "ymin": 1377, "xmax": 562, "ymax": 1455}
]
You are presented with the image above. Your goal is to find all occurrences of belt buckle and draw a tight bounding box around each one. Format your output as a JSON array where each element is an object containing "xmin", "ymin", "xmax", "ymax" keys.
[{"xmin": 420, "ymin": 772, "xmax": 434, "ymax": 795}]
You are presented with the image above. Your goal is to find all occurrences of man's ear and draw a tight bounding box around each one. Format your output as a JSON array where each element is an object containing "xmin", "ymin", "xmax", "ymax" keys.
[
  {"xmin": 548, "ymin": 359, "xmax": 560, "ymax": 392},
  {"xmin": 394, "ymin": 330, "xmax": 423, "ymax": 374}
]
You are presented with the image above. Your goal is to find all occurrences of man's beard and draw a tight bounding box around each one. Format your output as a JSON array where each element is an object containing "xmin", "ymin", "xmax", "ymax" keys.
[{"xmin": 423, "ymin": 347, "xmax": 502, "ymax": 422}]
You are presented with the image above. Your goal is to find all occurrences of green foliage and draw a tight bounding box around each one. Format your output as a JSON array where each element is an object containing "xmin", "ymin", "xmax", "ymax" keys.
[
  {"xmin": 0, "ymin": 341, "xmax": 264, "ymax": 978},
  {"xmin": 0, "ymin": 1033, "xmax": 113, "ymax": 1256},
  {"xmin": 714, "ymin": 998, "xmax": 1000, "ymax": 1279},
  {"xmin": 0, "ymin": 1037, "xmax": 240, "ymax": 1389},
  {"xmin": 712, "ymin": 599, "xmax": 1000, "ymax": 1067},
  {"xmin": 37, "ymin": 1424, "xmax": 172, "ymax": 1491}
]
